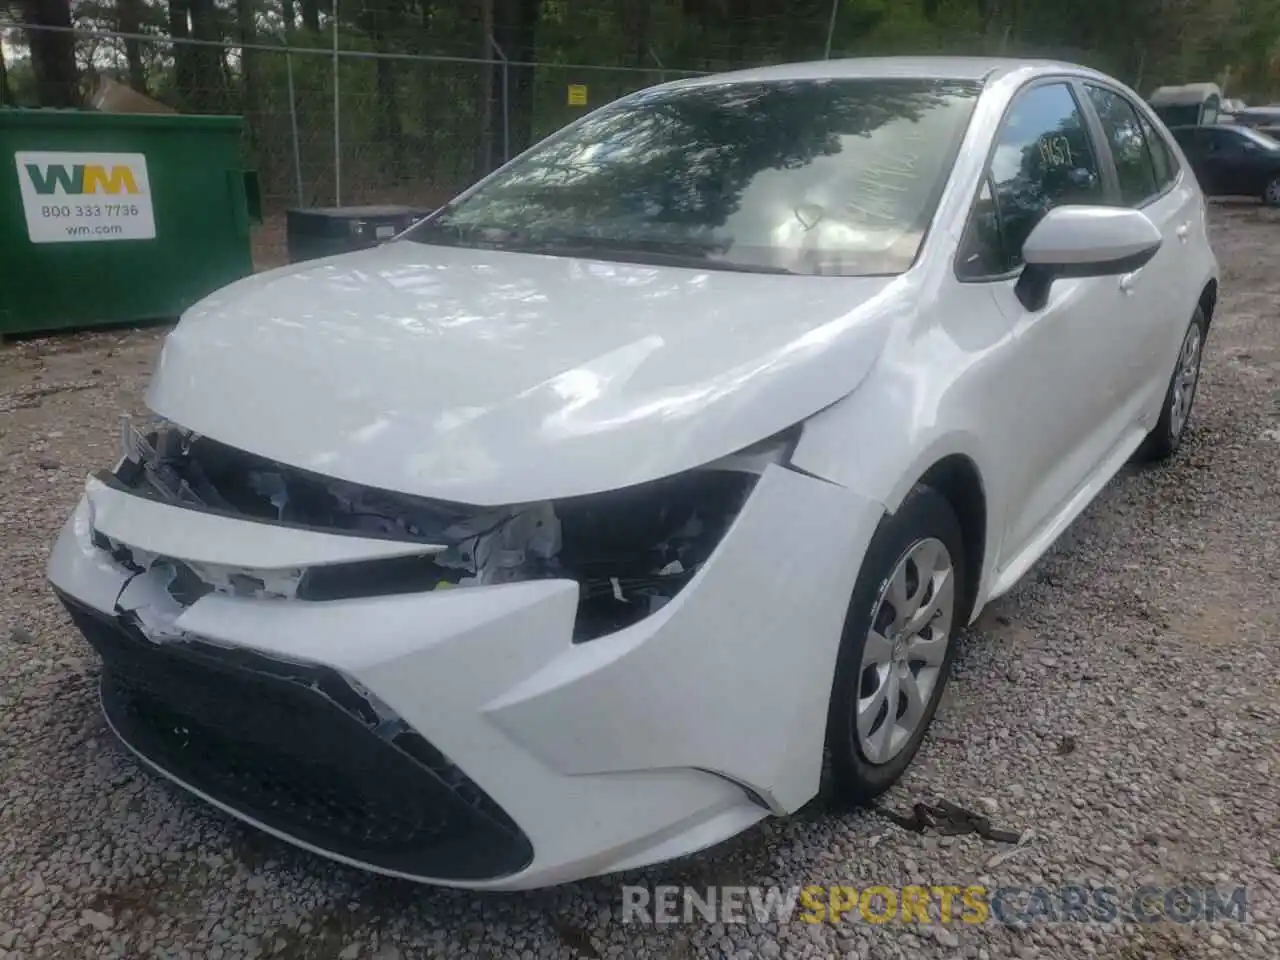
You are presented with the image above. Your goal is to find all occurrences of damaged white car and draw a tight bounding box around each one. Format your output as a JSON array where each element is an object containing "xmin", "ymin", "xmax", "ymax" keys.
[{"xmin": 48, "ymin": 56, "xmax": 1218, "ymax": 890}]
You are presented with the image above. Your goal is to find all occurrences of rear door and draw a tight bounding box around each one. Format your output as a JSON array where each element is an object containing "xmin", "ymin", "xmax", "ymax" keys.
[
  {"xmin": 1081, "ymin": 83, "xmax": 1198, "ymax": 422},
  {"xmin": 1200, "ymin": 127, "xmax": 1266, "ymax": 195},
  {"xmin": 1225, "ymin": 127, "xmax": 1280, "ymax": 195}
]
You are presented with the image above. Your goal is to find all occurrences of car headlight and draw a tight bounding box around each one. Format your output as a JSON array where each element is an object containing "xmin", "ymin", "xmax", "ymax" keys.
[
  {"xmin": 298, "ymin": 468, "xmax": 762, "ymax": 641},
  {"xmin": 109, "ymin": 418, "xmax": 782, "ymax": 642}
]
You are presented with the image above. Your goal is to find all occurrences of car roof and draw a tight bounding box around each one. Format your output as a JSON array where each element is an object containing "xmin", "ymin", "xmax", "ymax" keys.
[
  {"xmin": 672, "ymin": 55, "xmax": 1104, "ymax": 88},
  {"xmin": 1149, "ymin": 82, "xmax": 1223, "ymax": 105}
]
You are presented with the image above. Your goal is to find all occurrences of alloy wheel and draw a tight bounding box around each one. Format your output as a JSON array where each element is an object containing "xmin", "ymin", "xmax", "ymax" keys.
[
  {"xmin": 855, "ymin": 537, "xmax": 956, "ymax": 765},
  {"xmin": 1169, "ymin": 322, "xmax": 1203, "ymax": 441}
]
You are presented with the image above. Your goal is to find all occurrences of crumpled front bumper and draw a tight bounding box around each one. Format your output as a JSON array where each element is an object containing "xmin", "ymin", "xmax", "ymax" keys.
[{"xmin": 47, "ymin": 463, "xmax": 883, "ymax": 889}]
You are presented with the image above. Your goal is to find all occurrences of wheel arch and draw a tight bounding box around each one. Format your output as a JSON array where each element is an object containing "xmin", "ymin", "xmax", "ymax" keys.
[
  {"xmin": 792, "ymin": 399, "xmax": 1001, "ymax": 622},
  {"xmin": 914, "ymin": 454, "xmax": 987, "ymax": 626},
  {"xmin": 1198, "ymin": 277, "xmax": 1218, "ymax": 330}
]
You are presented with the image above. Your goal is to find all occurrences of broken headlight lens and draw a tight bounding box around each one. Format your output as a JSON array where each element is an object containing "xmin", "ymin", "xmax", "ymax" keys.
[
  {"xmin": 555, "ymin": 469, "xmax": 759, "ymax": 642},
  {"xmin": 297, "ymin": 469, "xmax": 760, "ymax": 642},
  {"xmin": 109, "ymin": 417, "xmax": 768, "ymax": 642}
]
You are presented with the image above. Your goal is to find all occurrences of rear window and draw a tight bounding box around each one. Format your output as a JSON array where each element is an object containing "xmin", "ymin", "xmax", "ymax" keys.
[
  {"xmin": 1138, "ymin": 114, "xmax": 1179, "ymax": 189},
  {"xmin": 407, "ymin": 78, "xmax": 983, "ymax": 277},
  {"xmin": 1086, "ymin": 85, "xmax": 1159, "ymax": 205},
  {"xmin": 1154, "ymin": 104, "xmax": 1203, "ymax": 128}
]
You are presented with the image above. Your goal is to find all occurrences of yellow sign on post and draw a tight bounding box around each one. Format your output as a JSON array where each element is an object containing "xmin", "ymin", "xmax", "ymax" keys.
[{"xmin": 567, "ymin": 84, "xmax": 589, "ymax": 107}]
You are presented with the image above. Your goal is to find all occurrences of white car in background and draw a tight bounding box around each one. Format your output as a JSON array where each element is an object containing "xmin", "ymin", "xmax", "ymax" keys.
[{"xmin": 48, "ymin": 56, "xmax": 1218, "ymax": 890}]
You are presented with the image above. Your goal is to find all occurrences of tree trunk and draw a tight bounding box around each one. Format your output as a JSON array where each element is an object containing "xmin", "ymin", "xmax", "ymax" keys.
[
  {"xmin": 168, "ymin": 0, "xmax": 197, "ymax": 105},
  {"xmin": 622, "ymin": 0, "xmax": 651, "ymax": 68},
  {"xmin": 0, "ymin": 42, "xmax": 13, "ymax": 106},
  {"xmin": 976, "ymin": 0, "xmax": 997, "ymax": 29},
  {"xmin": 0, "ymin": 44, "xmax": 12, "ymax": 106},
  {"xmin": 477, "ymin": 0, "xmax": 496, "ymax": 174},
  {"xmin": 116, "ymin": 0, "xmax": 149, "ymax": 93},
  {"xmin": 727, "ymin": 0, "xmax": 753, "ymax": 66},
  {"xmin": 300, "ymin": 0, "xmax": 320, "ymax": 32},
  {"xmin": 237, "ymin": 0, "xmax": 265, "ymax": 185},
  {"xmin": 780, "ymin": 0, "xmax": 821, "ymax": 60},
  {"xmin": 187, "ymin": 0, "xmax": 226, "ymax": 112},
  {"xmin": 20, "ymin": 0, "xmax": 80, "ymax": 107},
  {"xmin": 490, "ymin": 0, "xmax": 539, "ymax": 157},
  {"xmin": 236, "ymin": 0, "xmax": 259, "ymax": 107},
  {"xmin": 281, "ymin": 0, "xmax": 296, "ymax": 30},
  {"xmin": 370, "ymin": 26, "xmax": 404, "ymax": 174}
]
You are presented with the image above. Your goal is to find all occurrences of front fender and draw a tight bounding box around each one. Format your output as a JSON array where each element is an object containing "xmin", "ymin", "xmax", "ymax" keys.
[{"xmin": 790, "ymin": 372, "xmax": 1005, "ymax": 617}]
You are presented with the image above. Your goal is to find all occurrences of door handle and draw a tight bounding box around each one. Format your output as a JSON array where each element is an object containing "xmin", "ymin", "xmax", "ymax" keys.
[
  {"xmin": 1176, "ymin": 222, "xmax": 1190, "ymax": 241},
  {"xmin": 1119, "ymin": 271, "xmax": 1139, "ymax": 293}
]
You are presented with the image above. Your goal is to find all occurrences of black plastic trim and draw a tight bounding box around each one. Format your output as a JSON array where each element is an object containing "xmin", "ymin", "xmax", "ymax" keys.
[
  {"xmin": 57, "ymin": 591, "xmax": 533, "ymax": 881},
  {"xmin": 94, "ymin": 469, "xmax": 449, "ymax": 547},
  {"xmin": 1013, "ymin": 244, "xmax": 1159, "ymax": 311}
]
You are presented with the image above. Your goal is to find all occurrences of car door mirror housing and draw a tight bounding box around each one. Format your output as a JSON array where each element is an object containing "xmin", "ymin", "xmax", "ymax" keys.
[{"xmin": 1015, "ymin": 205, "xmax": 1163, "ymax": 311}]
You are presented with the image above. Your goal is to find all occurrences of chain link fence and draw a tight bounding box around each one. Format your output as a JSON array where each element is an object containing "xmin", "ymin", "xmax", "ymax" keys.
[
  {"xmin": 1, "ymin": 14, "xmax": 1131, "ymax": 267},
  {"xmin": 1, "ymin": 23, "xmax": 686, "ymax": 265}
]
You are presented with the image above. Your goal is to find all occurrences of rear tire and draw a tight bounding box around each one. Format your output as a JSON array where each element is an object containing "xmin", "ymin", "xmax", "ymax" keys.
[
  {"xmin": 1263, "ymin": 175, "xmax": 1280, "ymax": 207},
  {"xmin": 825, "ymin": 485, "xmax": 966, "ymax": 805},
  {"xmin": 1138, "ymin": 307, "xmax": 1207, "ymax": 463}
]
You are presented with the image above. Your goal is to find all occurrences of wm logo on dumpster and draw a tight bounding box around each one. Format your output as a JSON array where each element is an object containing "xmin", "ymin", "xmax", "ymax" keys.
[
  {"xmin": 15, "ymin": 151, "xmax": 156, "ymax": 244},
  {"xmin": 24, "ymin": 162, "xmax": 142, "ymax": 196}
]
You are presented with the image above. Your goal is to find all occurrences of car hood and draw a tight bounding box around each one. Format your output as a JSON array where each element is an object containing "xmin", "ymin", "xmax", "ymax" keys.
[{"xmin": 147, "ymin": 241, "xmax": 907, "ymax": 505}]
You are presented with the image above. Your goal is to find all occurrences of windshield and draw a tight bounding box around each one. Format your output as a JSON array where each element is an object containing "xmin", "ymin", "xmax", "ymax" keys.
[{"xmin": 405, "ymin": 77, "xmax": 982, "ymax": 277}]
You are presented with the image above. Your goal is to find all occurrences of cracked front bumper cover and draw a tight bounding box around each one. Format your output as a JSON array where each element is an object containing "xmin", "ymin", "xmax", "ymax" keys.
[
  {"xmin": 58, "ymin": 593, "xmax": 534, "ymax": 882},
  {"xmin": 48, "ymin": 462, "xmax": 887, "ymax": 888}
]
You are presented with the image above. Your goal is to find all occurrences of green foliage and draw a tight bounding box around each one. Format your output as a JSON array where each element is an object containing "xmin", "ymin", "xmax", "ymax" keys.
[{"xmin": 8, "ymin": 0, "xmax": 1280, "ymax": 207}]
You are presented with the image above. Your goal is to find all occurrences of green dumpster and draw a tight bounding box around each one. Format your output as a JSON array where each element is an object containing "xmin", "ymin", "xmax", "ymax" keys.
[{"xmin": 0, "ymin": 109, "xmax": 261, "ymax": 337}]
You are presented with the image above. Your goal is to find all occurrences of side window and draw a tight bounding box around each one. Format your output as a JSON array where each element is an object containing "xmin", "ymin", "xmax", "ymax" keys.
[
  {"xmin": 1225, "ymin": 130, "xmax": 1258, "ymax": 153},
  {"xmin": 1086, "ymin": 85, "xmax": 1158, "ymax": 205},
  {"xmin": 1139, "ymin": 114, "xmax": 1179, "ymax": 189},
  {"xmin": 984, "ymin": 82, "xmax": 1103, "ymax": 273},
  {"xmin": 956, "ymin": 177, "xmax": 1005, "ymax": 278}
]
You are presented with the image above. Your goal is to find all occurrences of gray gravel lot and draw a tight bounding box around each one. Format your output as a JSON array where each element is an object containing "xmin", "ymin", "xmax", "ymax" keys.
[{"xmin": 2, "ymin": 204, "xmax": 1278, "ymax": 960}]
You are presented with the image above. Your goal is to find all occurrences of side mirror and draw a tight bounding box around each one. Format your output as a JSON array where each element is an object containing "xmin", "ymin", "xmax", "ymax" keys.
[{"xmin": 1015, "ymin": 205, "xmax": 1162, "ymax": 311}]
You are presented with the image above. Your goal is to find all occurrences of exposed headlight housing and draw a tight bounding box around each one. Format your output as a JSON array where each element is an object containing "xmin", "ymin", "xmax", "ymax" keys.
[{"xmin": 108, "ymin": 417, "xmax": 786, "ymax": 642}]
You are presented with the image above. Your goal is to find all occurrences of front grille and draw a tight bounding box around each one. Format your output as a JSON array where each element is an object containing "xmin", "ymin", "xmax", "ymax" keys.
[{"xmin": 58, "ymin": 594, "xmax": 533, "ymax": 881}]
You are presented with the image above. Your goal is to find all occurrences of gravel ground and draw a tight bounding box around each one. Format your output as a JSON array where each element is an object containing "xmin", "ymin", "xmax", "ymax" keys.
[{"xmin": 2, "ymin": 203, "xmax": 1278, "ymax": 960}]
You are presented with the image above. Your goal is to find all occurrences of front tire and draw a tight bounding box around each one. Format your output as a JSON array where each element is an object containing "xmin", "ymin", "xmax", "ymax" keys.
[
  {"xmin": 825, "ymin": 485, "xmax": 966, "ymax": 805},
  {"xmin": 1262, "ymin": 175, "xmax": 1280, "ymax": 207},
  {"xmin": 1138, "ymin": 307, "xmax": 1207, "ymax": 463}
]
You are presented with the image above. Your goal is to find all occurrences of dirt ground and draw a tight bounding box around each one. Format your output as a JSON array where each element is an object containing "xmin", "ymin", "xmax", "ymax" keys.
[{"xmin": 1, "ymin": 203, "xmax": 1278, "ymax": 960}]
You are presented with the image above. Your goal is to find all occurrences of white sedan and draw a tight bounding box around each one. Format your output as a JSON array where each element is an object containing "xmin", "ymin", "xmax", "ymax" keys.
[{"xmin": 48, "ymin": 56, "xmax": 1218, "ymax": 890}]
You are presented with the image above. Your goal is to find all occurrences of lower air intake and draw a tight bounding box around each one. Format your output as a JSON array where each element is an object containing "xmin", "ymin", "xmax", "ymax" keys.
[{"xmin": 58, "ymin": 594, "xmax": 533, "ymax": 881}]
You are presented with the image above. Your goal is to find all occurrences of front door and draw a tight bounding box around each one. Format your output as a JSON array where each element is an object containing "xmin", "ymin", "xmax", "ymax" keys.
[{"xmin": 955, "ymin": 80, "xmax": 1136, "ymax": 560}]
